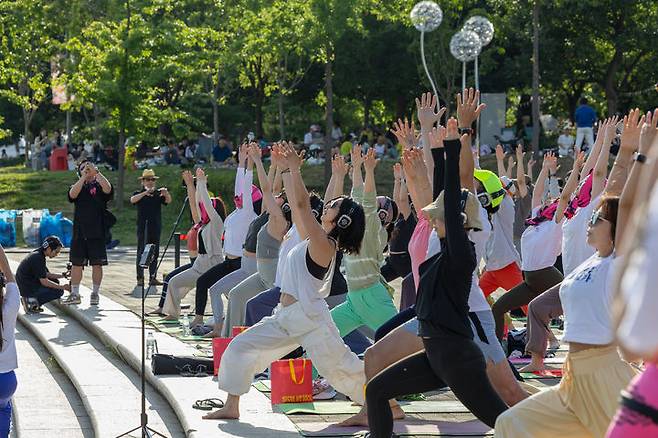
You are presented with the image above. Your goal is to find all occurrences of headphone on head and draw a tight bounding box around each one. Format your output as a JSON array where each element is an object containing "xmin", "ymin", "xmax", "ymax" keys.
[
  {"xmin": 377, "ymin": 197, "xmax": 392, "ymax": 224},
  {"xmin": 337, "ymin": 205, "xmax": 355, "ymax": 229}
]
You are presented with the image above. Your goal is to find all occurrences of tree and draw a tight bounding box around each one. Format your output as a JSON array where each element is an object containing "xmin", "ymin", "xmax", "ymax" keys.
[{"xmin": 0, "ymin": 0, "xmax": 55, "ymax": 162}]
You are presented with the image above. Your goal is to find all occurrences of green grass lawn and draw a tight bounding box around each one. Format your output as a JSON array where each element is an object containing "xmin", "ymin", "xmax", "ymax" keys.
[{"xmin": 0, "ymin": 154, "xmax": 571, "ymax": 247}]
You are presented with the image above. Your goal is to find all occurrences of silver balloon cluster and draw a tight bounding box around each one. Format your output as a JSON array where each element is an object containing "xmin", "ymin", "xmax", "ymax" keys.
[
  {"xmin": 410, "ymin": 1, "xmax": 443, "ymax": 33},
  {"xmin": 463, "ymin": 16, "xmax": 494, "ymax": 47},
  {"xmin": 450, "ymin": 30, "xmax": 481, "ymax": 62}
]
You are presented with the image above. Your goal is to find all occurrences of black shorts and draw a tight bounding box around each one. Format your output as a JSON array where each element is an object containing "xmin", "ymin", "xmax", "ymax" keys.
[{"xmin": 70, "ymin": 238, "xmax": 108, "ymax": 266}]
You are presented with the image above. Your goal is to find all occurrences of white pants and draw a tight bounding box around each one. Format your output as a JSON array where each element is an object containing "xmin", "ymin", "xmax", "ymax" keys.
[
  {"xmin": 575, "ymin": 127, "xmax": 594, "ymax": 151},
  {"xmin": 217, "ymin": 302, "xmax": 365, "ymax": 404},
  {"xmin": 209, "ymin": 255, "xmax": 257, "ymax": 326},
  {"xmin": 163, "ymin": 254, "xmax": 222, "ymax": 318}
]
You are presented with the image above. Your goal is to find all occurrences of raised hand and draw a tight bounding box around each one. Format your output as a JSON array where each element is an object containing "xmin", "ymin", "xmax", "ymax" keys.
[
  {"xmin": 364, "ymin": 147, "xmax": 378, "ymax": 171},
  {"xmin": 573, "ymin": 150, "xmax": 586, "ymax": 170},
  {"xmin": 195, "ymin": 167, "xmax": 207, "ymax": 182},
  {"xmin": 515, "ymin": 144, "xmax": 524, "ymax": 161},
  {"xmin": 507, "ymin": 155, "xmax": 515, "ymax": 172},
  {"xmin": 457, "ymin": 88, "xmax": 486, "ymax": 128},
  {"xmin": 393, "ymin": 162, "xmax": 403, "ymax": 180},
  {"xmin": 247, "ymin": 142, "xmax": 262, "ymax": 161},
  {"xmin": 445, "ymin": 117, "xmax": 459, "ymax": 141},
  {"xmin": 182, "ymin": 169, "xmax": 194, "ymax": 185},
  {"xmin": 542, "ymin": 151, "xmax": 557, "ymax": 171},
  {"xmin": 495, "ymin": 144, "xmax": 505, "ymax": 161},
  {"xmin": 351, "ymin": 143, "xmax": 364, "ymax": 169},
  {"xmin": 238, "ymin": 143, "xmax": 248, "ymax": 164},
  {"xmin": 620, "ymin": 108, "xmax": 646, "ymax": 152},
  {"xmin": 281, "ymin": 142, "xmax": 304, "ymax": 170},
  {"xmin": 332, "ymin": 154, "xmax": 350, "ymax": 177},
  {"xmin": 391, "ymin": 118, "xmax": 418, "ymax": 150},
  {"xmin": 428, "ymin": 125, "xmax": 446, "ymax": 149},
  {"xmin": 639, "ymin": 109, "xmax": 658, "ymax": 154},
  {"xmin": 415, "ymin": 92, "xmax": 446, "ymax": 131},
  {"xmin": 401, "ymin": 148, "xmax": 427, "ymax": 181}
]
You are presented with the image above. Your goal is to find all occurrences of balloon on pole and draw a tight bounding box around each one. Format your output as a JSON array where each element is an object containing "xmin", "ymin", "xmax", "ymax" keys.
[{"xmin": 410, "ymin": 1, "xmax": 443, "ymax": 99}]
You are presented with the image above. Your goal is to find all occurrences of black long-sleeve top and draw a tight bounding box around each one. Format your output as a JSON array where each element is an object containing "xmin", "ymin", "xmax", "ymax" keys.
[{"xmin": 416, "ymin": 139, "xmax": 477, "ymax": 339}]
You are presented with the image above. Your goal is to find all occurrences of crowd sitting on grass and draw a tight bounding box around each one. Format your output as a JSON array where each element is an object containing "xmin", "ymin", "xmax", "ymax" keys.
[{"xmin": 2, "ymin": 87, "xmax": 658, "ymax": 437}]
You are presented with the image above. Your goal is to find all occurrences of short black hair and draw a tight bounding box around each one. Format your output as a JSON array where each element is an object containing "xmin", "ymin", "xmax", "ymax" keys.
[
  {"xmin": 328, "ymin": 197, "xmax": 366, "ymax": 255},
  {"xmin": 579, "ymin": 97, "xmax": 588, "ymax": 105},
  {"xmin": 42, "ymin": 235, "xmax": 63, "ymax": 251},
  {"xmin": 309, "ymin": 192, "xmax": 324, "ymax": 223}
]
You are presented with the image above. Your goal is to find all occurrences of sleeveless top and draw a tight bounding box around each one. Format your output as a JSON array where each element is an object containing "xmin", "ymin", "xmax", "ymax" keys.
[
  {"xmin": 279, "ymin": 240, "xmax": 335, "ymax": 317},
  {"xmin": 256, "ymin": 224, "xmax": 281, "ymax": 260}
]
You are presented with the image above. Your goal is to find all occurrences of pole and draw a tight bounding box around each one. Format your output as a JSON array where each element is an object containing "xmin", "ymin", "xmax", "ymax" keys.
[
  {"xmin": 531, "ymin": 0, "xmax": 541, "ymax": 157},
  {"xmin": 462, "ymin": 62, "xmax": 466, "ymax": 92},
  {"xmin": 474, "ymin": 57, "xmax": 480, "ymax": 149},
  {"xmin": 174, "ymin": 232, "xmax": 180, "ymax": 268},
  {"xmin": 420, "ymin": 31, "xmax": 439, "ymax": 99}
]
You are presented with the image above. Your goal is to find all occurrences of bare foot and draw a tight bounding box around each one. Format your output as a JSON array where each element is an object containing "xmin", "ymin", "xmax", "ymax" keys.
[
  {"xmin": 162, "ymin": 315, "xmax": 179, "ymax": 321},
  {"xmin": 190, "ymin": 315, "xmax": 205, "ymax": 327},
  {"xmin": 203, "ymin": 329, "xmax": 220, "ymax": 338},
  {"xmin": 202, "ymin": 406, "xmax": 239, "ymax": 420},
  {"xmin": 147, "ymin": 307, "xmax": 164, "ymax": 316},
  {"xmin": 519, "ymin": 362, "xmax": 545, "ymax": 373},
  {"xmin": 391, "ymin": 404, "xmax": 405, "ymax": 420},
  {"xmin": 337, "ymin": 411, "xmax": 368, "ymax": 427}
]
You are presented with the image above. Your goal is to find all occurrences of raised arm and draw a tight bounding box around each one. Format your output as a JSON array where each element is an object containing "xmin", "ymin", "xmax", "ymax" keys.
[
  {"xmin": 182, "ymin": 170, "xmax": 201, "ymax": 223},
  {"xmin": 456, "ymin": 88, "xmax": 485, "ymax": 193},
  {"xmin": 195, "ymin": 167, "xmax": 223, "ymax": 226},
  {"xmin": 495, "ymin": 144, "xmax": 507, "ymax": 178},
  {"xmin": 591, "ymin": 117, "xmax": 616, "ymax": 197},
  {"xmin": 402, "ymin": 148, "xmax": 433, "ymax": 212},
  {"xmin": 280, "ymin": 143, "xmax": 335, "ymax": 266},
  {"xmin": 533, "ymin": 152, "xmax": 554, "ymax": 210},
  {"xmin": 616, "ymin": 109, "xmax": 657, "ymax": 253},
  {"xmin": 555, "ymin": 151, "xmax": 585, "ymax": 223},
  {"xmin": 391, "ymin": 118, "xmax": 418, "ymax": 151},
  {"xmin": 249, "ymin": 144, "xmax": 275, "ymax": 213},
  {"xmin": 350, "ymin": 144, "xmax": 365, "ymax": 196},
  {"xmin": 416, "ymin": 92, "xmax": 446, "ymax": 185},
  {"xmin": 234, "ymin": 144, "xmax": 247, "ymax": 197},
  {"xmin": 515, "ymin": 145, "xmax": 528, "ymax": 198},
  {"xmin": 241, "ymin": 144, "xmax": 257, "ymax": 213},
  {"xmin": 606, "ymin": 110, "xmax": 644, "ymax": 197},
  {"xmin": 363, "ymin": 148, "xmax": 378, "ymax": 196},
  {"xmin": 506, "ymin": 156, "xmax": 515, "ymax": 179},
  {"xmin": 429, "ymin": 127, "xmax": 446, "ymax": 199},
  {"xmin": 580, "ymin": 120, "xmax": 605, "ymax": 180},
  {"xmin": 393, "ymin": 163, "xmax": 411, "ymax": 219},
  {"xmin": 326, "ymin": 154, "xmax": 349, "ymax": 204}
]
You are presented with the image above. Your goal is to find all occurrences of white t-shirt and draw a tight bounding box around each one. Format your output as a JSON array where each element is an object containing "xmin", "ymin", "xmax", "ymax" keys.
[
  {"xmin": 617, "ymin": 186, "xmax": 658, "ymax": 357},
  {"xmin": 223, "ymin": 170, "xmax": 258, "ymax": 257},
  {"xmin": 425, "ymin": 205, "xmax": 491, "ymax": 313},
  {"xmin": 521, "ymin": 207, "xmax": 563, "ymax": 271},
  {"xmin": 560, "ymin": 253, "xmax": 616, "ymax": 345},
  {"xmin": 0, "ymin": 282, "xmax": 20, "ymax": 373},
  {"xmin": 561, "ymin": 196, "xmax": 599, "ymax": 276},
  {"xmin": 274, "ymin": 225, "xmax": 302, "ymax": 288},
  {"xmin": 485, "ymin": 195, "xmax": 520, "ymax": 271}
]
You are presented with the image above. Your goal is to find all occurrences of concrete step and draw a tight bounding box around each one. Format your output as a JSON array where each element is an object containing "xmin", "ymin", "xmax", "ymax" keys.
[
  {"xmin": 18, "ymin": 305, "xmax": 185, "ymax": 438},
  {"xmin": 12, "ymin": 321, "xmax": 94, "ymax": 438},
  {"xmin": 53, "ymin": 288, "xmax": 300, "ymax": 438}
]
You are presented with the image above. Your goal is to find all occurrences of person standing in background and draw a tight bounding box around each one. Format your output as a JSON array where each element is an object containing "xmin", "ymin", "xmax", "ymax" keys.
[{"xmin": 574, "ymin": 98, "xmax": 597, "ymax": 152}]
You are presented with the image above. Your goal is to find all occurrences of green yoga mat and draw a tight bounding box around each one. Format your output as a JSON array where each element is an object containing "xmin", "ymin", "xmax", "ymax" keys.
[
  {"xmin": 179, "ymin": 335, "xmax": 211, "ymax": 342},
  {"xmin": 253, "ymin": 381, "xmax": 270, "ymax": 393},
  {"xmin": 274, "ymin": 400, "xmax": 469, "ymax": 415},
  {"xmin": 145, "ymin": 316, "xmax": 181, "ymax": 325},
  {"xmin": 159, "ymin": 326, "xmax": 182, "ymax": 334}
]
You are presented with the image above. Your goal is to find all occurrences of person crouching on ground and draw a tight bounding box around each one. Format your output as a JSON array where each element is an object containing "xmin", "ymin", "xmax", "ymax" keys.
[
  {"xmin": 130, "ymin": 169, "xmax": 171, "ymax": 287},
  {"xmin": 203, "ymin": 141, "xmax": 367, "ymax": 420},
  {"xmin": 62, "ymin": 160, "xmax": 113, "ymax": 306},
  {"xmin": 16, "ymin": 236, "xmax": 70, "ymax": 312}
]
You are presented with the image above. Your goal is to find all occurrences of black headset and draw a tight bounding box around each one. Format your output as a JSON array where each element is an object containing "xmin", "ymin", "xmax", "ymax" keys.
[{"xmin": 377, "ymin": 197, "xmax": 392, "ymax": 224}]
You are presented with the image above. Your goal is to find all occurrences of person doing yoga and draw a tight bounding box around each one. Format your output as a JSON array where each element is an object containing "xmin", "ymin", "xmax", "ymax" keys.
[
  {"xmin": 364, "ymin": 117, "xmax": 508, "ymax": 438},
  {"xmin": 204, "ymin": 141, "xmax": 367, "ymax": 420}
]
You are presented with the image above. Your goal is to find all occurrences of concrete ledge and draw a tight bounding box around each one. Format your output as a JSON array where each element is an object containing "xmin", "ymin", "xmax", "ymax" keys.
[{"xmin": 53, "ymin": 287, "xmax": 300, "ymax": 437}]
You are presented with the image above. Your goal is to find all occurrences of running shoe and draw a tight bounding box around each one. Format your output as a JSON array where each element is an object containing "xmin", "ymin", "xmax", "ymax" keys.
[
  {"xmin": 61, "ymin": 294, "xmax": 81, "ymax": 305},
  {"xmin": 312, "ymin": 378, "xmax": 336, "ymax": 400},
  {"xmin": 90, "ymin": 293, "xmax": 100, "ymax": 306}
]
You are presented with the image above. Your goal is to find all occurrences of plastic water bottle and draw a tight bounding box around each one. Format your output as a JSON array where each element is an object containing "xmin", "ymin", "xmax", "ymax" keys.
[
  {"xmin": 146, "ymin": 332, "xmax": 157, "ymax": 359},
  {"xmin": 181, "ymin": 314, "xmax": 191, "ymax": 337}
]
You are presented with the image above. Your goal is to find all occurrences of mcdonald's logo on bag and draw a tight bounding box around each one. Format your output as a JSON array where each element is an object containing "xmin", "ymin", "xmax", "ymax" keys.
[{"xmin": 270, "ymin": 358, "xmax": 313, "ymax": 405}]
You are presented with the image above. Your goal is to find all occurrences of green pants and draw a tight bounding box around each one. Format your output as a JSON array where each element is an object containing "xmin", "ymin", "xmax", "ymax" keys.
[{"xmin": 330, "ymin": 282, "xmax": 398, "ymax": 337}]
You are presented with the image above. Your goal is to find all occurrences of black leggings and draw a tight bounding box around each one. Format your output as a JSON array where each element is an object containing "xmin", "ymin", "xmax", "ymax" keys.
[
  {"xmin": 491, "ymin": 266, "xmax": 563, "ymax": 340},
  {"xmin": 374, "ymin": 306, "xmax": 416, "ymax": 342},
  {"xmin": 366, "ymin": 336, "xmax": 508, "ymax": 437},
  {"xmin": 194, "ymin": 257, "xmax": 241, "ymax": 316}
]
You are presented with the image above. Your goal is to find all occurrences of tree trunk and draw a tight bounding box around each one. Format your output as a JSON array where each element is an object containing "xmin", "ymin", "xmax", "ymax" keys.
[
  {"xmin": 278, "ymin": 91, "xmax": 285, "ymax": 140},
  {"xmin": 603, "ymin": 48, "xmax": 624, "ymax": 116},
  {"xmin": 23, "ymin": 109, "xmax": 31, "ymax": 167},
  {"xmin": 213, "ymin": 68, "xmax": 220, "ymax": 147},
  {"xmin": 323, "ymin": 47, "xmax": 334, "ymax": 185},
  {"xmin": 255, "ymin": 91, "xmax": 264, "ymax": 138},
  {"xmin": 116, "ymin": 124, "xmax": 125, "ymax": 210},
  {"xmin": 531, "ymin": 0, "xmax": 541, "ymax": 157},
  {"xmin": 93, "ymin": 104, "xmax": 101, "ymax": 141},
  {"xmin": 363, "ymin": 96, "xmax": 371, "ymax": 127}
]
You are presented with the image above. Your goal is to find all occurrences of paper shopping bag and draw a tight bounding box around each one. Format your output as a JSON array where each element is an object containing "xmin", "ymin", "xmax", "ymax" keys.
[
  {"xmin": 212, "ymin": 337, "xmax": 233, "ymax": 376},
  {"xmin": 270, "ymin": 358, "xmax": 313, "ymax": 405}
]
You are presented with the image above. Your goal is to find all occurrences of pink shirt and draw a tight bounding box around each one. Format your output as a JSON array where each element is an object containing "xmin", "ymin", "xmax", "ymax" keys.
[{"xmin": 408, "ymin": 216, "xmax": 432, "ymax": 291}]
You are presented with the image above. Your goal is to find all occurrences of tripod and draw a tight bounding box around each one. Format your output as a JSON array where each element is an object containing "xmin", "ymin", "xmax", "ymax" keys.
[
  {"xmin": 155, "ymin": 195, "xmax": 189, "ymax": 274},
  {"xmin": 116, "ymin": 244, "xmax": 168, "ymax": 438}
]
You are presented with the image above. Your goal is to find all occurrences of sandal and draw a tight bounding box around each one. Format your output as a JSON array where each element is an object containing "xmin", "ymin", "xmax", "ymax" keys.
[{"xmin": 192, "ymin": 398, "xmax": 224, "ymax": 411}]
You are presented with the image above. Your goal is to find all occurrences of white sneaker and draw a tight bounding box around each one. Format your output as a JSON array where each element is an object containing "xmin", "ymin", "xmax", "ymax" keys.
[
  {"xmin": 312, "ymin": 378, "xmax": 336, "ymax": 400},
  {"xmin": 61, "ymin": 294, "xmax": 81, "ymax": 305}
]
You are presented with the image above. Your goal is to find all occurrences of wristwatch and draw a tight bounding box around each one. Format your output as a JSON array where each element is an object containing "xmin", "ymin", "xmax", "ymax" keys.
[
  {"xmin": 634, "ymin": 153, "xmax": 647, "ymax": 163},
  {"xmin": 458, "ymin": 127, "xmax": 474, "ymax": 136}
]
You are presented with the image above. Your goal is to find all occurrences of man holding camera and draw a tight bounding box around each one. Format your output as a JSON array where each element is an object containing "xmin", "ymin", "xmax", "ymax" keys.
[
  {"xmin": 15, "ymin": 236, "xmax": 70, "ymax": 312},
  {"xmin": 64, "ymin": 160, "xmax": 113, "ymax": 305},
  {"xmin": 130, "ymin": 169, "xmax": 171, "ymax": 287}
]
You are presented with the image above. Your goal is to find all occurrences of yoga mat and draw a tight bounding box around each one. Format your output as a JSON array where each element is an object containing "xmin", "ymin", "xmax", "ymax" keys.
[
  {"xmin": 145, "ymin": 316, "xmax": 181, "ymax": 325},
  {"xmin": 510, "ymin": 356, "xmax": 565, "ymax": 365},
  {"xmin": 253, "ymin": 381, "xmax": 271, "ymax": 393},
  {"xmin": 296, "ymin": 420, "xmax": 492, "ymax": 436},
  {"xmin": 520, "ymin": 370, "xmax": 563, "ymax": 379},
  {"xmin": 179, "ymin": 335, "xmax": 211, "ymax": 342},
  {"xmin": 274, "ymin": 400, "xmax": 469, "ymax": 415},
  {"xmin": 159, "ymin": 326, "xmax": 182, "ymax": 334}
]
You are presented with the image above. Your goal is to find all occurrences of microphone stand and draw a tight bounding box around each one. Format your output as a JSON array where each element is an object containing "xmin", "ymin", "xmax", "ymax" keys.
[
  {"xmin": 156, "ymin": 195, "xmax": 189, "ymax": 274},
  {"xmin": 116, "ymin": 244, "xmax": 168, "ymax": 438}
]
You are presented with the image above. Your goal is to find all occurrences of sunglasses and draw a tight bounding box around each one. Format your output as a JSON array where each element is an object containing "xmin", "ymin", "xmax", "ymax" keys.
[
  {"xmin": 590, "ymin": 209, "xmax": 610, "ymax": 226},
  {"xmin": 143, "ymin": 177, "xmax": 156, "ymax": 182}
]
